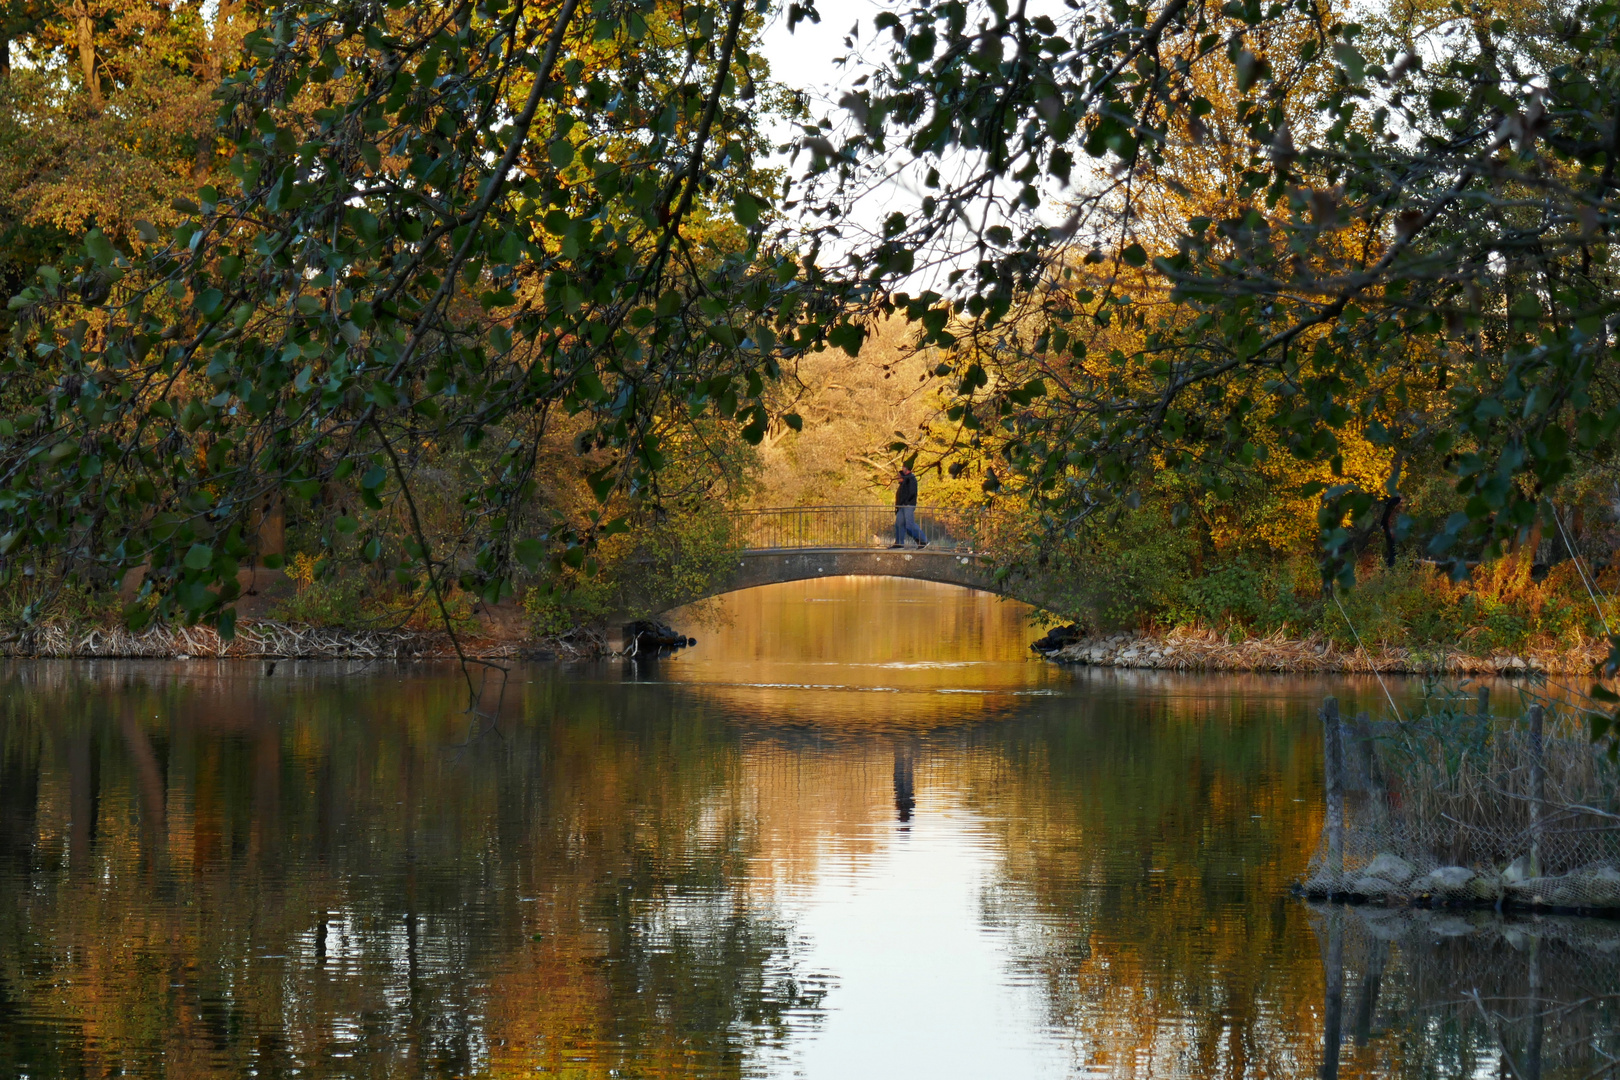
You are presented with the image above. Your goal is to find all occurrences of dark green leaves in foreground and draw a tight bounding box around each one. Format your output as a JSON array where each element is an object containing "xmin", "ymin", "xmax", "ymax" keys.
[{"xmin": 0, "ymin": 0, "xmax": 860, "ymax": 633}]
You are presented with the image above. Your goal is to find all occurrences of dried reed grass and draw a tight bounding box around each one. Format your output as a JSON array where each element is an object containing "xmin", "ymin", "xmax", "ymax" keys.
[
  {"xmin": 1049, "ymin": 627, "xmax": 1603, "ymax": 675},
  {"xmin": 1370, "ymin": 707, "xmax": 1620, "ymax": 873},
  {"xmin": 0, "ymin": 620, "xmax": 523, "ymax": 661}
]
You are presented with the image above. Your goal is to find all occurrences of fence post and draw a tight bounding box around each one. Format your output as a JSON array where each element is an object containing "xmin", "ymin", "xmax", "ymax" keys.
[
  {"xmin": 1352, "ymin": 935, "xmax": 1387, "ymax": 1048},
  {"xmin": 1525, "ymin": 934, "xmax": 1544, "ymax": 1080},
  {"xmin": 1323, "ymin": 696, "xmax": 1345, "ymax": 883},
  {"xmin": 1528, "ymin": 704, "xmax": 1545, "ymax": 877},
  {"xmin": 1321, "ymin": 906, "xmax": 1344, "ymax": 1080}
]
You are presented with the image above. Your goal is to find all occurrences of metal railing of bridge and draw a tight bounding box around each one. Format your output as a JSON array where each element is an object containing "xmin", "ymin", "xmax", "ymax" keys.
[{"xmin": 726, "ymin": 505, "xmax": 994, "ymax": 552}]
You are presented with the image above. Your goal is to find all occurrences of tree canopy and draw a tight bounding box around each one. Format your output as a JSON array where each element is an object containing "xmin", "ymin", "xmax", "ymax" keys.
[
  {"xmin": 788, "ymin": 0, "xmax": 1618, "ymax": 583},
  {"xmin": 1, "ymin": 0, "xmax": 815, "ymax": 638},
  {"xmin": 1, "ymin": 0, "xmax": 1617, "ymax": 659}
]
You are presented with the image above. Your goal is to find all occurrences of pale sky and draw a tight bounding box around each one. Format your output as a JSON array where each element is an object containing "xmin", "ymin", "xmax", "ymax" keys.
[
  {"xmin": 756, "ymin": 0, "xmax": 1076, "ymax": 291},
  {"xmin": 760, "ymin": 0, "xmax": 882, "ymax": 121}
]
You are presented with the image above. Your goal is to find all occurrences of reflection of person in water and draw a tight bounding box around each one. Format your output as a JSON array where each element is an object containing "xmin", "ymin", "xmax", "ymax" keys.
[{"xmin": 893, "ymin": 746, "xmax": 916, "ymax": 822}]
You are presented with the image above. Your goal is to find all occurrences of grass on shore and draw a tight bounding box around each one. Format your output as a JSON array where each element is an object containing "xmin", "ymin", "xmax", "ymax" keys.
[{"xmin": 1071, "ymin": 551, "xmax": 1612, "ymax": 660}]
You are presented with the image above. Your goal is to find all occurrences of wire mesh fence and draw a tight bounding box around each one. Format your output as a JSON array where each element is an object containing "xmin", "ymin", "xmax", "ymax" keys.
[
  {"xmin": 1302, "ymin": 690, "xmax": 1620, "ymax": 910},
  {"xmin": 724, "ymin": 505, "xmax": 995, "ymax": 552}
]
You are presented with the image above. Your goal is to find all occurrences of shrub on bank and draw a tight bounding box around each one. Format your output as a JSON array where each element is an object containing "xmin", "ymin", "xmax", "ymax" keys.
[
  {"xmin": 524, "ymin": 507, "xmax": 738, "ymax": 638},
  {"xmin": 1318, "ymin": 556, "xmax": 1598, "ymax": 655},
  {"xmin": 267, "ymin": 554, "xmax": 481, "ymax": 633},
  {"xmin": 0, "ymin": 576, "xmax": 125, "ymax": 637},
  {"xmin": 1035, "ymin": 515, "xmax": 1608, "ymax": 656}
]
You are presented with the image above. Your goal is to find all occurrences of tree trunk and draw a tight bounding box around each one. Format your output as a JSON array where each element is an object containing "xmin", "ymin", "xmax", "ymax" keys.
[
  {"xmin": 1380, "ymin": 495, "xmax": 1400, "ymax": 568},
  {"xmin": 193, "ymin": 0, "xmax": 232, "ymax": 180},
  {"xmin": 251, "ymin": 492, "xmax": 285, "ymax": 559},
  {"xmin": 0, "ymin": 38, "xmax": 11, "ymax": 80},
  {"xmin": 73, "ymin": 0, "xmax": 101, "ymax": 112},
  {"xmin": 1511, "ymin": 516, "xmax": 1544, "ymax": 569}
]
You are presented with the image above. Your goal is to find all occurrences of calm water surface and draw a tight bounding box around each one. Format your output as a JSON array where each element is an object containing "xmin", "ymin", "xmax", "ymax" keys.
[{"xmin": 2, "ymin": 577, "xmax": 1615, "ymax": 1078}]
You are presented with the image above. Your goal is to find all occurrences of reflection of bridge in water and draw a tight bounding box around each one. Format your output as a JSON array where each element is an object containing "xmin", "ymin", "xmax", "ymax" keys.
[{"xmin": 689, "ymin": 505, "xmax": 1013, "ymax": 604}]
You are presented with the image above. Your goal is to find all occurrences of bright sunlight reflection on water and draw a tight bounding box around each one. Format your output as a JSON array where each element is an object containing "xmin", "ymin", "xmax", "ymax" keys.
[{"xmin": 2, "ymin": 576, "xmax": 1616, "ymax": 1079}]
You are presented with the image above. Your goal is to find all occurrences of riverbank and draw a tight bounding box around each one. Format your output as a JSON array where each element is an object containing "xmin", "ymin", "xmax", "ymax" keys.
[
  {"xmin": 0, "ymin": 620, "xmax": 609, "ymax": 662},
  {"xmin": 1039, "ymin": 627, "xmax": 1604, "ymax": 676},
  {"xmin": 5, "ymin": 619, "xmax": 1601, "ymax": 675}
]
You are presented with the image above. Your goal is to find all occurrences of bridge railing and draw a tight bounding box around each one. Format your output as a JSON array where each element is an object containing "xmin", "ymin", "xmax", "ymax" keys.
[{"xmin": 725, "ymin": 505, "xmax": 995, "ymax": 552}]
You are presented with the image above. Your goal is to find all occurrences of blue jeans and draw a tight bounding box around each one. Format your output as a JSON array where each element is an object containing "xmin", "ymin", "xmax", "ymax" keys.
[{"xmin": 894, "ymin": 506, "xmax": 925, "ymax": 546}]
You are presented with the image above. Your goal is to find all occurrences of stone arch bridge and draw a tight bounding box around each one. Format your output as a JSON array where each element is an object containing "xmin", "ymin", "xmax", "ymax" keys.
[{"xmin": 668, "ymin": 505, "xmax": 1036, "ymax": 607}]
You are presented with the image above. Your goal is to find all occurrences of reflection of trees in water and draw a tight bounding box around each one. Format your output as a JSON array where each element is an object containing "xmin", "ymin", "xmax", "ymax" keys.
[
  {"xmin": 1310, "ymin": 904, "xmax": 1620, "ymax": 1080},
  {"xmin": 716, "ymin": 677, "xmax": 1343, "ymax": 1077},
  {"xmin": 655, "ymin": 671, "xmax": 1435, "ymax": 1079},
  {"xmin": 9, "ymin": 660, "xmax": 1583, "ymax": 1080},
  {"xmin": 0, "ymin": 663, "xmax": 827, "ymax": 1078},
  {"xmin": 958, "ymin": 682, "xmax": 1338, "ymax": 1078}
]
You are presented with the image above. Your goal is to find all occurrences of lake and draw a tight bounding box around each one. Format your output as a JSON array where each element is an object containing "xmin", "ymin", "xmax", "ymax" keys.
[{"xmin": 1, "ymin": 577, "xmax": 1613, "ymax": 1078}]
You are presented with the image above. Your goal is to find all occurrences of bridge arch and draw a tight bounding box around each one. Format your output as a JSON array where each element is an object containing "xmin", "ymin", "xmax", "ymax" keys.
[
  {"xmin": 645, "ymin": 505, "xmax": 1047, "ymax": 613},
  {"xmin": 686, "ymin": 547, "xmax": 1001, "ymax": 604}
]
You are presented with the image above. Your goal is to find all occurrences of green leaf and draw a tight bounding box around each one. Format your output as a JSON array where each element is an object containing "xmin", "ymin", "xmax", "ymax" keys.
[
  {"xmin": 732, "ymin": 193, "xmax": 762, "ymax": 228},
  {"xmin": 574, "ymin": 368, "xmax": 607, "ymax": 401},
  {"xmin": 515, "ymin": 538, "xmax": 544, "ymax": 572},
  {"xmin": 184, "ymin": 544, "xmax": 214, "ymax": 570},
  {"xmin": 827, "ymin": 322, "xmax": 865, "ymax": 356},
  {"xmin": 85, "ymin": 230, "xmax": 117, "ymax": 266},
  {"xmin": 1429, "ymin": 87, "xmax": 1462, "ymax": 112},
  {"xmin": 123, "ymin": 603, "xmax": 153, "ymax": 631},
  {"xmin": 196, "ymin": 289, "xmax": 225, "ymax": 317},
  {"xmin": 1121, "ymin": 243, "xmax": 1147, "ymax": 267}
]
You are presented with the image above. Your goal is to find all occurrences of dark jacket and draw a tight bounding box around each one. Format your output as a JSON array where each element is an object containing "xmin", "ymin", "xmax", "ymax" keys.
[{"xmin": 895, "ymin": 471, "xmax": 918, "ymax": 507}]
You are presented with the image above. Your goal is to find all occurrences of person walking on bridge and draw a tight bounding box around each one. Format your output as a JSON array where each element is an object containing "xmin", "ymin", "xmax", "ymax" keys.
[{"xmin": 891, "ymin": 465, "xmax": 928, "ymax": 549}]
